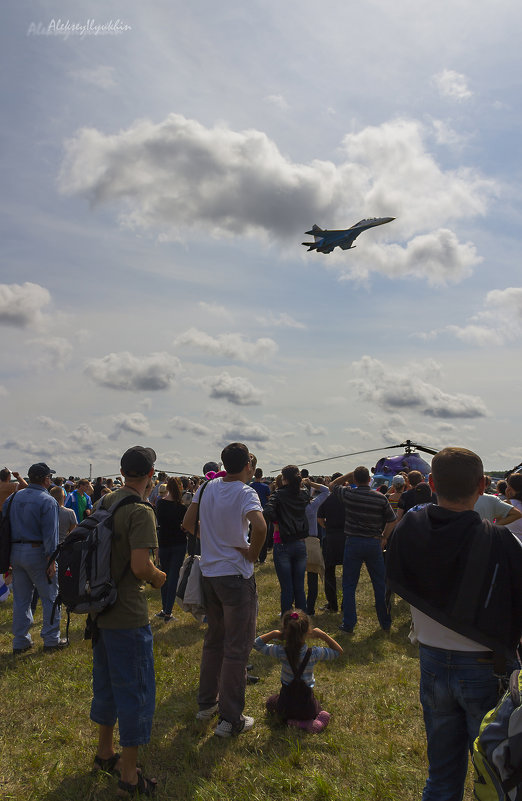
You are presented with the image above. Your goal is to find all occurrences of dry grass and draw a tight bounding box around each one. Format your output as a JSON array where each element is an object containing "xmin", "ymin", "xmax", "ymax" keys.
[{"xmin": 0, "ymin": 562, "xmax": 476, "ymax": 800}]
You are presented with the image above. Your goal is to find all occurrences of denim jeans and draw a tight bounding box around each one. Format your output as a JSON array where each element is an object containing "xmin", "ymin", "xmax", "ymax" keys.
[
  {"xmin": 341, "ymin": 536, "xmax": 391, "ymax": 631},
  {"xmin": 10, "ymin": 543, "xmax": 61, "ymax": 649},
  {"xmin": 273, "ymin": 539, "xmax": 307, "ymax": 615},
  {"xmin": 198, "ymin": 574, "xmax": 258, "ymax": 726},
  {"xmin": 419, "ymin": 644, "xmax": 500, "ymax": 801},
  {"xmin": 91, "ymin": 625, "xmax": 156, "ymax": 747},
  {"xmin": 159, "ymin": 542, "xmax": 186, "ymax": 615}
]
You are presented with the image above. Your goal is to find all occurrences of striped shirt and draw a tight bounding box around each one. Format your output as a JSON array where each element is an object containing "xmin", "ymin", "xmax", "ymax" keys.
[
  {"xmin": 253, "ymin": 637, "xmax": 339, "ymax": 687},
  {"xmin": 334, "ymin": 485, "xmax": 396, "ymax": 538}
]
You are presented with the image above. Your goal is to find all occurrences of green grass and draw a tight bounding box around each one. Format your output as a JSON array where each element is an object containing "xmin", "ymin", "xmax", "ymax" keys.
[{"xmin": 0, "ymin": 563, "xmax": 476, "ymax": 800}]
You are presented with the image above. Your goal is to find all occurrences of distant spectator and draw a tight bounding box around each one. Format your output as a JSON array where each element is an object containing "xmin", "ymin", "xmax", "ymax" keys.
[
  {"xmin": 65, "ymin": 479, "xmax": 93, "ymax": 521},
  {"xmin": 50, "ymin": 486, "xmax": 77, "ymax": 543},
  {"xmin": 0, "ymin": 467, "xmax": 27, "ymax": 506},
  {"xmin": 474, "ymin": 475, "xmax": 522, "ymax": 526}
]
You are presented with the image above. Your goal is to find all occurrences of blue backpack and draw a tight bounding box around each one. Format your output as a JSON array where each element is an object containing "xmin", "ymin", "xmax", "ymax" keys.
[{"xmin": 473, "ymin": 669, "xmax": 522, "ymax": 800}]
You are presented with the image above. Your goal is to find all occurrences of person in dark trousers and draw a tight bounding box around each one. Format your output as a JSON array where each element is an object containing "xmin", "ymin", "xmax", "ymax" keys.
[{"xmin": 317, "ymin": 472, "xmax": 346, "ymax": 612}]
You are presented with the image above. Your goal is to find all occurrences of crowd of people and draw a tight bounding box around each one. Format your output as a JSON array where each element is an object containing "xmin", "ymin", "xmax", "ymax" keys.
[{"xmin": 2, "ymin": 447, "xmax": 522, "ymax": 800}]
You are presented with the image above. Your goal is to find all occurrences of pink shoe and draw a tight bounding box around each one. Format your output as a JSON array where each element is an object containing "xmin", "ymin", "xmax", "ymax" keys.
[
  {"xmin": 287, "ymin": 718, "xmax": 315, "ymax": 731},
  {"xmin": 310, "ymin": 711, "xmax": 331, "ymax": 733}
]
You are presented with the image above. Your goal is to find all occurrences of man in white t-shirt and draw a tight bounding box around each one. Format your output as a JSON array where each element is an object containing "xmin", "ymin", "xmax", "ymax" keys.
[
  {"xmin": 183, "ymin": 442, "xmax": 266, "ymax": 737},
  {"xmin": 474, "ymin": 475, "xmax": 522, "ymax": 526}
]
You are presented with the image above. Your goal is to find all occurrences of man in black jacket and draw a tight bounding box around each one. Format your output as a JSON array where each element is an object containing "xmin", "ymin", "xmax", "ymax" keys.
[{"xmin": 387, "ymin": 447, "xmax": 522, "ymax": 801}]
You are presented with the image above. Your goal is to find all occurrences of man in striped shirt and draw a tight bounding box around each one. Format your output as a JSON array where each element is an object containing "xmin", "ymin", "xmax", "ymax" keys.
[{"xmin": 329, "ymin": 466, "xmax": 396, "ymax": 634}]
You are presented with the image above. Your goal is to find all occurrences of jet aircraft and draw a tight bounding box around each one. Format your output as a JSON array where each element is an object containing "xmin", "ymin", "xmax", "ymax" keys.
[{"xmin": 302, "ymin": 216, "xmax": 395, "ymax": 254}]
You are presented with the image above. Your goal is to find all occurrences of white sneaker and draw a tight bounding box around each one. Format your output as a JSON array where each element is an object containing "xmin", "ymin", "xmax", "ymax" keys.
[
  {"xmin": 214, "ymin": 715, "xmax": 254, "ymax": 737},
  {"xmin": 195, "ymin": 703, "xmax": 219, "ymax": 721}
]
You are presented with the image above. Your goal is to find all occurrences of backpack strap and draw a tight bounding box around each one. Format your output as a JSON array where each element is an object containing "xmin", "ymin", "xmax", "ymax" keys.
[{"xmin": 285, "ymin": 647, "xmax": 312, "ymax": 679}]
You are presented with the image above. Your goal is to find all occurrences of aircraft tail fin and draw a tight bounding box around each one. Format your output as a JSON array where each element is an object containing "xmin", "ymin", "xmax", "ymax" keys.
[{"xmin": 305, "ymin": 224, "xmax": 324, "ymax": 240}]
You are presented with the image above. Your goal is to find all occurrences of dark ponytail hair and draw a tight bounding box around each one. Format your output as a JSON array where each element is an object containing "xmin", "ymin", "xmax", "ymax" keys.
[
  {"xmin": 508, "ymin": 473, "xmax": 522, "ymax": 503},
  {"xmin": 281, "ymin": 464, "xmax": 301, "ymax": 495},
  {"xmin": 281, "ymin": 609, "xmax": 309, "ymax": 673}
]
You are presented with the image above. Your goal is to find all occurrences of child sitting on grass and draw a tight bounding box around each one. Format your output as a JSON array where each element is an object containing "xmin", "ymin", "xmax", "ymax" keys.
[{"xmin": 253, "ymin": 609, "xmax": 343, "ymax": 732}]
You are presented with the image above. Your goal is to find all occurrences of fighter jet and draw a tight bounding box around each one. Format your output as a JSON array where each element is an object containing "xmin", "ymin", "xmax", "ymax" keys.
[{"xmin": 302, "ymin": 216, "xmax": 395, "ymax": 254}]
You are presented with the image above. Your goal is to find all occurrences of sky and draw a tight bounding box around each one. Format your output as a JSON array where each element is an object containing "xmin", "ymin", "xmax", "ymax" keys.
[{"xmin": 1, "ymin": 0, "xmax": 522, "ymax": 477}]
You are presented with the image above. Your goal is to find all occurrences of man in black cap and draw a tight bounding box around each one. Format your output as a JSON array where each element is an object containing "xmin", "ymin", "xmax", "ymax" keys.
[
  {"xmin": 90, "ymin": 446, "xmax": 166, "ymax": 797},
  {"xmin": 5, "ymin": 462, "xmax": 66, "ymax": 654}
]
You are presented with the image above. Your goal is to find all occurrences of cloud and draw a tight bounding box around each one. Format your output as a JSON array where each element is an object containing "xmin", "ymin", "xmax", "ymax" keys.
[
  {"xmin": 202, "ymin": 372, "xmax": 263, "ymax": 405},
  {"xmin": 448, "ymin": 287, "xmax": 522, "ymax": 346},
  {"xmin": 265, "ymin": 94, "xmax": 289, "ymax": 110},
  {"xmin": 169, "ymin": 416, "xmax": 212, "ymax": 437},
  {"xmin": 351, "ymin": 356, "xmax": 488, "ymax": 419},
  {"xmin": 434, "ymin": 69, "xmax": 473, "ymax": 101},
  {"xmin": 221, "ymin": 415, "xmax": 272, "ymax": 443},
  {"xmin": 198, "ymin": 301, "xmax": 229, "ymax": 318},
  {"xmin": 258, "ymin": 312, "xmax": 306, "ymax": 329},
  {"xmin": 110, "ymin": 412, "xmax": 150, "ymax": 439},
  {"xmin": 58, "ymin": 115, "xmax": 494, "ymax": 285},
  {"xmin": 0, "ymin": 386, "xmax": 7, "ymax": 397},
  {"xmin": 173, "ymin": 328, "xmax": 277, "ymax": 362},
  {"xmin": 85, "ymin": 351, "xmax": 182, "ymax": 391},
  {"xmin": 36, "ymin": 416, "xmax": 66, "ymax": 432},
  {"xmin": 299, "ymin": 422, "xmax": 327, "ymax": 436},
  {"xmin": 68, "ymin": 423, "xmax": 108, "ymax": 449},
  {"xmin": 0, "ymin": 282, "xmax": 51, "ymax": 327},
  {"xmin": 71, "ymin": 65, "xmax": 117, "ymax": 89},
  {"xmin": 348, "ymin": 229, "xmax": 480, "ymax": 286},
  {"xmin": 28, "ymin": 335, "xmax": 73, "ymax": 368}
]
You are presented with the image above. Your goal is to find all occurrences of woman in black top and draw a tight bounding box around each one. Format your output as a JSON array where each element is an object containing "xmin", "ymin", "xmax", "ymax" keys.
[
  {"xmin": 155, "ymin": 477, "xmax": 187, "ymax": 621},
  {"xmin": 264, "ymin": 465, "xmax": 309, "ymax": 615}
]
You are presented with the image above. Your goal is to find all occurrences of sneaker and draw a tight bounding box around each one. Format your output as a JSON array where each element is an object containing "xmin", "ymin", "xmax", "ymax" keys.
[
  {"xmin": 338, "ymin": 625, "xmax": 354, "ymax": 634},
  {"xmin": 43, "ymin": 638, "xmax": 69, "ymax": 653},
  {"xmin": 246, "ymin": 674, "xmax": 260, "ymax": 684},
  {"xmin": 155, "ymin": 610, "xmax": 168, "ymax": 618},
  {"xmin": 214, "ymin": 715, "xmax": 254, "ymax": 737},
  {"xmin": 195, "ymin": 703, "xmax": 219, "ymax": 721}
]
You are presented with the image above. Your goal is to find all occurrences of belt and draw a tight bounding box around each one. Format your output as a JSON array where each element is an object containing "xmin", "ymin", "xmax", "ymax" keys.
[{"xmin": 11, "ymin": 540, "xmax": 43, "ymax": 547}]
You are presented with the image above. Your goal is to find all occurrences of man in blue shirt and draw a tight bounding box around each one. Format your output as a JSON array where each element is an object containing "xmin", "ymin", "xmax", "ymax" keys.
[
  {"xmin": 5, "ymin": 462, "xmax": 66, "ymax": 654},
  {"xmin": 65, "ymin": 478, "xmax": 93, "ymax": 521}
]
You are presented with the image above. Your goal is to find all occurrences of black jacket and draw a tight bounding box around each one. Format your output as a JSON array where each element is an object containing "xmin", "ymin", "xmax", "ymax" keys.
[
  {"xmin": 263, "ymin": 487, "xmax": 309, "ymax": 543},
  {"xmin": 386, "ymin": 504, "xmax": 522, "ymax": 659}
]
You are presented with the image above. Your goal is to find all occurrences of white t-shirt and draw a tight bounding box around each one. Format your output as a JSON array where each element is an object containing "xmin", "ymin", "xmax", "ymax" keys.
[
  {"xmin": 194, "ymin": 478, "xmax": 262, "ymax": 579},
  {"xmin": 410, "ymin": 606, "xmax": 491, "ymax": 651},
  {"xmin": 508, "ymin": 499, "xmax": 522, "ymax": 540},
  {"xmin": 474, "ymin": 494, "xmax": 514, "ymax": 523}
]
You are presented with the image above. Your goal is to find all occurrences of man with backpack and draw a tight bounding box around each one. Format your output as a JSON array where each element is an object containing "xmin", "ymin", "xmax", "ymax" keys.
[
  {"xmin": 90, "ymin": 446, "xmax": 165, "ymax": 798},
  {"xmin": 386, "ymin": 447, "xmax": 522, "ymax": 801}
]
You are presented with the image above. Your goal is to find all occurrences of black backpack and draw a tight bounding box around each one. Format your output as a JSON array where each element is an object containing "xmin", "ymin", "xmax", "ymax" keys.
[
  {"xmin": 276, "ymin": 648, "xmax": 318, "ymax": 721},
  {"xmin": 48, "ymin": 494, "xmax": 150, "ymax": 638},
  {"xmin": 0, "ymin": 493, "xmax": 15, "ymax": 573}
]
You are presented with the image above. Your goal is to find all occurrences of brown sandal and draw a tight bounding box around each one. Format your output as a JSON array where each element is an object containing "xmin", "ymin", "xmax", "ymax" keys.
[
  {"xmin": 92, "ymin": 753, "xmax": 121, "ymax": 775},
  {"xmin": 117, "ymin": 773, "xmax": 157, "ymax": 797}
]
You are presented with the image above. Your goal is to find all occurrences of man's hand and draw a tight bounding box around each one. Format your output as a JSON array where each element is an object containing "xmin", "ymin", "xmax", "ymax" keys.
[
  {"xmin": 150, "ymin": 569, "xmax": 166, "ymax": 589},
  {"xmin": 46, "ymin": 561, "xmax": 56, "ymax": 580}
]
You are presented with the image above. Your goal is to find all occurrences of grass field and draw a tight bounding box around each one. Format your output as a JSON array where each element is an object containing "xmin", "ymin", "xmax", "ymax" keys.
[{"xmin": 0, "ymin": 562, "xmax": 477, "ymax": 800}]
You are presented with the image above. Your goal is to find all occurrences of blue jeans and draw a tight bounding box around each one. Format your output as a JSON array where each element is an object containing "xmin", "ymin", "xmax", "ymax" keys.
[
  {"xmin": 159, "ymin": 542, "xmax": 186, "ymax": 615},
  {"xmin": 10, "ymin": 543, "xmax": 61, "ymax": 649},
  {"xmin": 341, "ymin": 536, "xmax": 391, "ymax": 630},
  {"xmin": 419, "ymin": 645, "xmax": 501, "ymax": 801},
  {"xmin": 273, "ymin": 540, "xmax": 307, "ymax": 615},
  {"xmin": 91, "ymin": 626, "xmax": 156, "ymax": 747}
]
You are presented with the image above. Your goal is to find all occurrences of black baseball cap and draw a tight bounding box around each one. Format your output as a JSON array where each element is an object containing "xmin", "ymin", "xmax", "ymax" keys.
[
  {"xmin": 28, "ymin": 462, "xmax": 55, "ymax": 480},
  {"xmin": 120, "ymin": 446, "xmax": 156, "ymax": 477}
]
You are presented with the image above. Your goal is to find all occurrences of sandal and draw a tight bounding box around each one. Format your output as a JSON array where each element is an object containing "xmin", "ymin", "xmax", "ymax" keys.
[
  {"xmin": 92, "ymin": 753, "xmax": 121, "ymax": 775},
  {"xmin": 117, "ymin": 774, "xmax": 157, "ymax": 797}
]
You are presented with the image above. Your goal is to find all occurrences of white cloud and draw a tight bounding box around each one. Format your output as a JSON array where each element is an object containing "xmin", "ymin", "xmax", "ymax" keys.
[
  {"xmin": 434, "ymin": 69, "xmax": 473, "ymax": 101},
  {"xmin": 0, "ymin": 386, "xmax": 7, "ymax": 397},
  {"xmin": 221, "ymin": 416, "xmax": 272, "ymax": 443},
  {"xmin": 299, "ymin": 421, "xmax": 327, "ymax": 436},
  {"xmin": 0, "ymin": 282, "xmax": 51, "ymax": 328},
  {"xmin": 169, "ymin": 416, "xmax": 212, "ymax": 437},
  {"xmin": 265, "ymin": 94, "xmax": 289, "ymax": 110},
  {"xmin": 110, "ymin": 412, "xmax": 150, "ymax": 439},
  {"xmin": 69, "ymin": 423, "xmax": 108, "ymax": 449},
  {"xmin": 85, "ymin": 351, "xmax": 182, "ymax": 391},
  {"xmin": 36, "ymin": 416, "xmax": 66, "ymax": 432},
  {"xmin": 348, "ymin": 229, "xmax": 481, "ymax": 286},
  {"xmin": 448, "ymin": 287, "xmax": 522, "ymax": 346},
  {"xmin": 71, "ymin": 65, "xmax": 117, "ymax": 89},
  {"xmin": 173, "ymin": 328, "xmax": 278, "ymax": 361},
  {"xmin": 202, "ymin": 372, "xmax": 264, "ymax": 406},
  {"xmin": 58, "ymin": 115, "xmax": 495, "ymax": 284},
  {"xmin": 198, "ymin": 301, "xmax": 229, "ymax": 318},
  {"xmin": 351, "ymin": 355, "xmax": 488, "ymax": 419},
  {"xmin": 28, "ymin": 335, "xmax": 73, "ymax": 368},
  {"xmin": 259, "ymin": 312, "xmax": 306, "ymax": 329}
]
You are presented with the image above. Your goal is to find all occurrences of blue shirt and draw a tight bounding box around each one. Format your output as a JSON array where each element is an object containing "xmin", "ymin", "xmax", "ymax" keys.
[
  {"xmin": 65, "ymin": 489, "xmax": 93, "ymax": 521},
  {"xmin": 250, "ymin": 481, "xmax": 270, "ymax": 508},
  {"xmin": 4, "ymin": 484, "xmax": 59, "ymax": 556}
]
